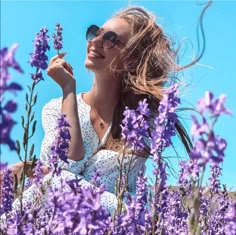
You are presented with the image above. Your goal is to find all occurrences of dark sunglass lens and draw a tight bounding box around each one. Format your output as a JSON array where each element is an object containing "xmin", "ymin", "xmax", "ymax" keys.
[
  {"xmin": 103, "ymin": 31, "xmax": 118, "ymax": 48},
  {"xmin": 86, "ymin": 25, "xmax": 99, "ymax": 41}
]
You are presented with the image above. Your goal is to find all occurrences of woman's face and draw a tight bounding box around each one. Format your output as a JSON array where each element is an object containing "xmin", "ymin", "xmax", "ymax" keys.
[{"xmin": 84, "ymin": 17, "xmax": 130, "ymax": 77}]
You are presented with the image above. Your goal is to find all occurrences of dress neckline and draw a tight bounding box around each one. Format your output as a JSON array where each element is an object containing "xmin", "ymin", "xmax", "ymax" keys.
[
  {"xmin": 78, "ymin": 93, "xmax": 91, "ymax": 110},
  {"xmin": 78, "ymin": 92, "xmax": 112, "ymax": 147}
]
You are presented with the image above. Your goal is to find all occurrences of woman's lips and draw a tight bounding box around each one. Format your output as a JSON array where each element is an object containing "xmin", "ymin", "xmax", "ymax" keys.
[{"xmin": 88, "ymin": 50, "xmax": 105, "ymax": 59}]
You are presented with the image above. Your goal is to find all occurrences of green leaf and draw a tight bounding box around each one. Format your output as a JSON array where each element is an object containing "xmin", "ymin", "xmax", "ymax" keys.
[
  {"xmin": 31, "ymin": 120, "xmax": 37, "ymax": 136},
  {"xmin": 29, "ymin": 144, "xmax": 35, "ymax": 158},
  {"xmin": 27, "ymin": 106, "xmax": 32, "ymax": 116},
  {"xmin": 26, "ymin": 93, "xmax": 29, "ymax": 103},
  {"xmin": 23, "ymin": 131, "xmax": 28, "ymax": 149},
  {"xmin": 25, "ymin": 103, "xmax": 29, "ymax": 112},
  {"xmin": 21, "ymin": 116, "xmax": 25, "ymax": 127},
  {"xmin": 27, "ymin": 85, "xmax": 31, "ymax": 92},
  {"xmin": 31, "ymin": 155, "xmax": 37, "ymax": 167},
  {"xmin": 30, "ymin": 112, "xmax": 35, "ymax": 122},
  {"xmin": 14, "ymin": 174, "xmax": 18, "ymax": 192},
  {"xmin": 15, "ymin": 140, "xmax": 21, "ymax": 155},
  {"xmin": 33, "ymin": 93, "xmax": 38, "ymax": 105},
  {"xmin": 24, "ymin": 123, "xmax": 29, "ymax": 131}
]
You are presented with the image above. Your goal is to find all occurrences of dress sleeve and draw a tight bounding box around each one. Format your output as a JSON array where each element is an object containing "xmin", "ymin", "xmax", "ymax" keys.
[
  {"xmin": 39, "ymin": 98, "xmax": 61, "ymax": 164},
  {"xmin": 39, "ymin": 98, "xmax": 86, "ymax": 174}
]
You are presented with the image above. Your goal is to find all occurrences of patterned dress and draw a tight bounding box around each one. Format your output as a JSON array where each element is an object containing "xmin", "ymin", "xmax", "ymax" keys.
[{"xmin": 12, "ymin": 93, "xmax": 147, "ymax": 215}]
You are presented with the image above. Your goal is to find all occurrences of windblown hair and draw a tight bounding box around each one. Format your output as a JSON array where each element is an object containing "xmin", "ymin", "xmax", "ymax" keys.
[
  {"xmin": 116, "ymin": 7, "xmax": 174, "ymax": 100},
  {"xmin": 108, "ymin": 4, "xmax": 211, "ymax": 156}
]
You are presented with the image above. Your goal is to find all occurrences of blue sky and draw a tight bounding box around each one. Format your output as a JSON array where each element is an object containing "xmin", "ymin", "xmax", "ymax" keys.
[{"xmin": 1, "ymin": 0, "xmax": 236, "ymax": 190}]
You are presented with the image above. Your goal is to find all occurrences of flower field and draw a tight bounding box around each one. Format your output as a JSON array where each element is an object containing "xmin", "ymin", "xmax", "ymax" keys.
[{"xmin": 0, "ymin": 22, "xmax": 236, "ymax": 234}]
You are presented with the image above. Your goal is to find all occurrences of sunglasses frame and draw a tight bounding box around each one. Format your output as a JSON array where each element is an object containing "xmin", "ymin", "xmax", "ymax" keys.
[{"xmin": 86, "ymin": 24, "xmax": 125, "ymax": 49}]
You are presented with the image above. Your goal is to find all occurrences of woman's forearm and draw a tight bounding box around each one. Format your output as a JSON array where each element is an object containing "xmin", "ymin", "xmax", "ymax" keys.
[
  {"xmin": 46, "ymin": 53, "xmax": 84, "ymax": 161},
  {"xmin": 61, "ymin": 84, "xmax": 85, "ymax": 161}
]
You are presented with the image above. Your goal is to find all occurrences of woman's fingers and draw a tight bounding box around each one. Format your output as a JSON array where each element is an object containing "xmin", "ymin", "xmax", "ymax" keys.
[
  {"xmin": 53, "ymin": 59, "xmax": 73, "ymax": 76},
  {"xmin": 63, "ymin": 61, "xmax": 74, "ymax": 75},
  {"xmin": 47, "ymin": 53, "xmax": 75, "ymax": 89},
  {"xmin": 48, "ymin": 53, "xmax": 73, "ymax": 76},
  {"xmin": 49, "ymin": 52, "xmax": 67, "ymax": 64}
]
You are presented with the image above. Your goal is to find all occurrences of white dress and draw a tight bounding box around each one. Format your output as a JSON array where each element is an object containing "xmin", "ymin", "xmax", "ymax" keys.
[{"xmin": 12, "ymin": 93, "xmax": 147, "ymax": 215}]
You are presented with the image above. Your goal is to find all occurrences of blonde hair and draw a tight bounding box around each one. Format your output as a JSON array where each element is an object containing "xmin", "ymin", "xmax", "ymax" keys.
[
  {"xmin": 108, "ymin": 4, "xmax": 212, "ymax": 155},
  {"xmin": 116, "ymin": 7, "xmax": 174, "ymax": 100}
]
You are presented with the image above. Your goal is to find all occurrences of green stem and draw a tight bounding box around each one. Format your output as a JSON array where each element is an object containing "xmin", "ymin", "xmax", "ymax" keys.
[
  {"xmin": 152, "ymin": 176, "xmax": 158, "ymax": 235},
  {"xmin": 19, "ymin": 81, "xmax": 36, "ymax": 214}
]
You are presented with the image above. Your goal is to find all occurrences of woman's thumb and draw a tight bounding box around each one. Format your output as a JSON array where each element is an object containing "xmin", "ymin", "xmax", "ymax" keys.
[{"xmin": 58, "ymin": 52, "xmax": 67, "ymax": 58}]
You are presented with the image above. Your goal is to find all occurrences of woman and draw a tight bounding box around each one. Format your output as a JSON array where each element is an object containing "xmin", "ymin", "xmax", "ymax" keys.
[{"xmin": 3, "ymin": 6, "xmax": 194, "ymax": 218}]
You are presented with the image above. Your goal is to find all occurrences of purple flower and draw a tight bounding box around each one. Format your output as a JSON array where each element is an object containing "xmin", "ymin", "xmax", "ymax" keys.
[
  {"xmin": 190, "ymin": 92, "xmax": 229, "ymax": 167},
  {"xmin": 33, "ymin": 159, "xmax": 44, "ymax": 186},
  {"xmin": 0, "ymin": 162, "xmax": 8, "ymax": 171},
  {"xmin": 115, "ymin": 171, "xmax": 149, "ymax": 234},
  {"xmin": 208, "ymin": 164, "xmax": 221, "ymax": 194},
  {"xmin": 190, "ymin": 133, "xmax": 227, "ymax": 166},
  {"xmin": 118, "ymin": 195, "xmax": 145, "ymax": 234},
  {"xmin": 0, "ymin": 169, "xmax": 14, "ymax": 214},
  {"xmin": 136, "ymin": 172, "xmax": 148, "ymax": 209},
  {"xmin": 190, "ymin": 115, "xmax": 209, "ymax": 137},
  {"xmin": 150, "ymin": 84, "xmax": 180, "ymax": 154},
  {"xmin": 0, "ymin": 113, "xmax": 17, "ymax": 150},
  {"xmin": 53, "ymin": 23, "xmax": 63, "ymax": 51},
  {"xmin": 178, "ymin": 161, "xmax": 190, "ymax": 186},
  {"xmin": 30, "ymin": 70, "xmax": 43, "ymax": 82},
  {"xmin": 46, "ymin": 180, "xmax": 111, "ymax": 234},
  {"xmin": 206, "ymin": 184, "xmax": 231, "ymax": 234},
  {"xmin": 5, "ymin": 82, "xmax": 22, "ymax": 92},
  {"xmin": 178, "ymin": 160, "xmax": 200, "ymax": 181},
  {"xmin": 91, "ymin": 167, "xmax": 102, "ymax": 187},
  {"xmin": 225, "ymin": 203, "xmax": 236, "ymax": 234},
  {"xmin": 148, "ymin": 85, "xmax": 180, "ymax": 229},
  {"xmin": 1, "ymin": 100, "xmax": 18, "ymax": 151},
  {"xmin": 3, "ymin": 100, "xmax": 17, "ymax": 113},
  {"xmin": 0, "ymin": 44, "xmax": 24, "ymax": 86},
  {"xmin": 49, "ymin": 114, "xmax": 71, "ymax": 175},
  {"xmin": 162, "ymin": 191, "xmax": 188, "ymax": 233},
  {"xmin": 29, "ymin": 27, "xmax": 50, "ymax": 82},
  {"xmin": 121, "ymin": 99, "xmax": 150, "ymax": 151},
  {"xmin": 121, "ymin": 84, "xmax": 181, "ymax": 232},
  {"xmin": 197, "ymin": 91, "xmax": 232, "ymax": 117},
  {"xmin": 0, "ymin": 44, "xmax": 23, "ymax": 150}
]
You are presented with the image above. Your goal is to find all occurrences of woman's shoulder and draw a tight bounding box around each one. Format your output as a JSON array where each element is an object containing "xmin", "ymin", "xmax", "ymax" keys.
[{"xmin": 43, "ymin": 96, "xmax": 62, "ymax": 108}]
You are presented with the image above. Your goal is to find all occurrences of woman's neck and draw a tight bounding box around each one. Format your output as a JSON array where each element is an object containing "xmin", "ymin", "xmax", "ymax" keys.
[{"xmin": 84, "ymin": 75, "xmax": 120, "ymax": 121}]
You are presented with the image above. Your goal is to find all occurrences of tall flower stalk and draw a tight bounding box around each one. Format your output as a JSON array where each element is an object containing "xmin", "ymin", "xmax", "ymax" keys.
[
  {"xmin": 121, "ymin": 83, "xmax": 180, "ymax": 233},
  {"xmin": 16, "ymin": 27, "xmax": 50, "ymax": 213},
  {"xmin": 179, "ymin": 91, "xmax": 232, "ymax": 234},
  {"xmin": 49, "ymin": 113, "xmax": 70, "ymax": 176}
]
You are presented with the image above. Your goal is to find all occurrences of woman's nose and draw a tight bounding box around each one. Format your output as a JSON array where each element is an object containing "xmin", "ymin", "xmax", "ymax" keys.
[{"xmin": 90, "ymin": 34, "xmax": 103, "ymax": 48}]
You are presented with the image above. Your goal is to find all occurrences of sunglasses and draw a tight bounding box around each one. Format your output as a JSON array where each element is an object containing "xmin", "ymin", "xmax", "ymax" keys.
[{"xmin": 86, "ymin": 24, "xmax": 125, "ymax": 49}]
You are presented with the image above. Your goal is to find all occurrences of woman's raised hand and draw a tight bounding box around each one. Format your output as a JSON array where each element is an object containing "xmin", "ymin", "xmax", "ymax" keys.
[{"xmin": 47, "ymin": 53, "xmax": 75, "ymax": 91}]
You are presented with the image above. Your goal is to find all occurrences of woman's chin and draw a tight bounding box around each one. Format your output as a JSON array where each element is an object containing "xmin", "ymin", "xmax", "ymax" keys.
[
  {"xmin": 84, "ymin": 60, "xmax": 94, "ymax": 70},
  {"xmin": 84, "ymin": 60, "xmax": 102, "ymax": 73}
]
